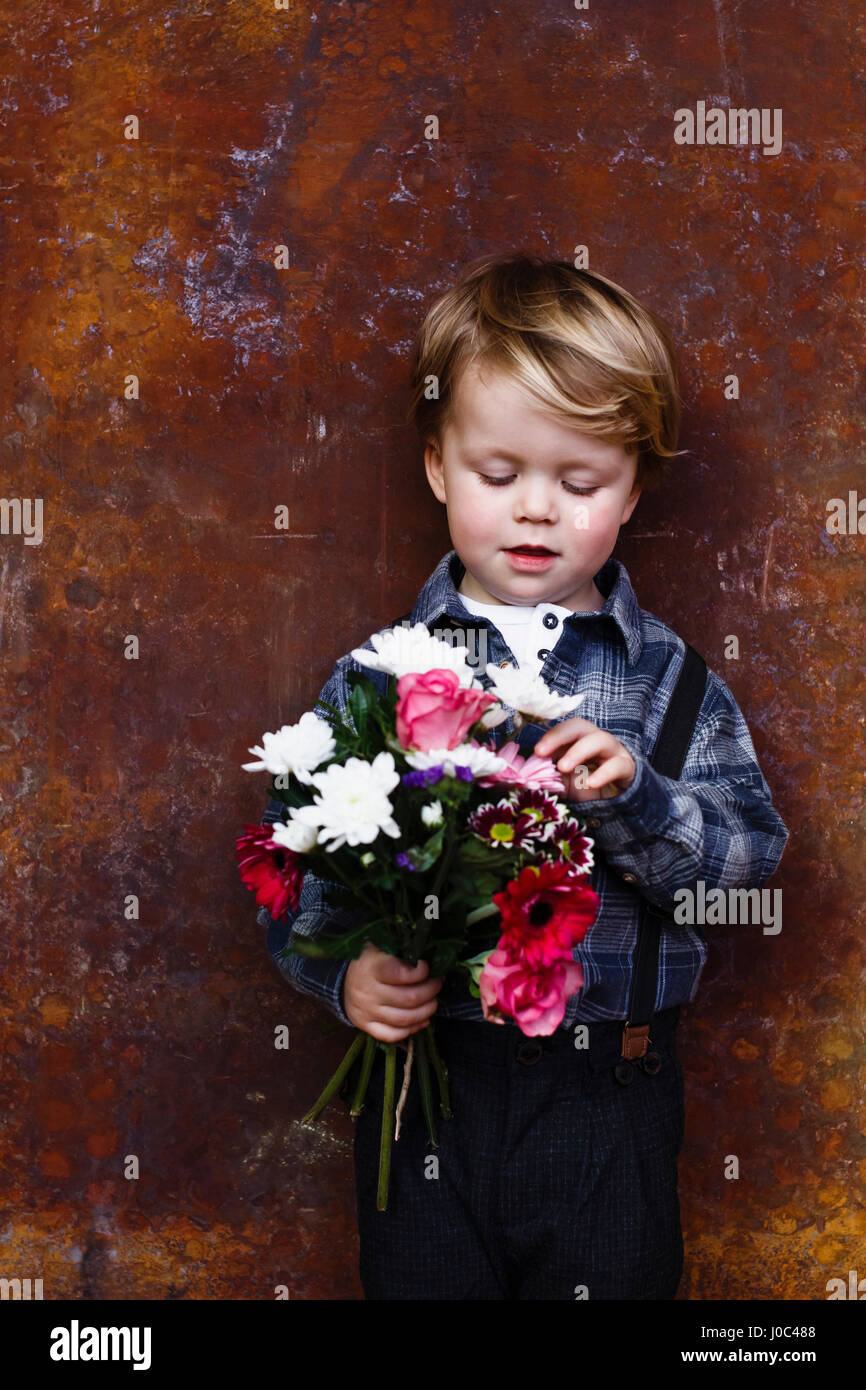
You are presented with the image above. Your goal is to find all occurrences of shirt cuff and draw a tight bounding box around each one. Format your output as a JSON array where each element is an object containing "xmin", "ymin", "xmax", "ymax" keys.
[{"xmin": 292, "ymin": 951, "xmax": 354, "ymax": 1029}]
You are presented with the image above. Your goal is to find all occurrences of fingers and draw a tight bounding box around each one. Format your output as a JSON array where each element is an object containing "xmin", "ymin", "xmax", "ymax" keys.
[
  {"xmin": 569, "ymin": 754, "xmax": 633, "ymax": 800},
  {"xmin": 362, "ymin": 980, "xmax": 441, "ymax": 1023},
  {"xmin": 376, "ymin": 979, "xmax": 442, "ymax": 1009},
  {"xmin": 358, "ymin": 997, "xmax": 440, "ymax": 1042},
  {"xmin": 371, "ymin": 997, "xmax": 440, "ymax": 1028},
  {"xmin": 375, "ymin": 962, "xmax": 441, "ymax": 1007},
  {"xmin": 551, "ymin": 732, "xmax": 613, "ymax": 774},
  {"xmin": 377, "ymin": 953, "xmax": 431, "ymax": 983},
  {"xmin": 363, "ymin": 1019, "xmax": 433, "ymax": 1042},
  {"xmin": 535, "ymin": 717, "xmax": 594, "ymax": 757},
  {"xmin": 582, "ymin": 753, "xmax": 633, "ymax": 789},
  {"xmin": 537, "ymin": 728, "xmax": 622, "ymax": 774}
]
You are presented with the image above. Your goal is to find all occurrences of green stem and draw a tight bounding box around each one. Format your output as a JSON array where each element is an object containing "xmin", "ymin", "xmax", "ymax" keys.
[
  {"xmin": 349, "ymin": 1033, "xmax": 378, "ymax": 1116},
  {"xmin": 377, "ymin": 1043, "xmax": 397, "ymax": 1212},
  {"xmin": 465, "ymin": 901, "xmax": 502, "ymax": 928},
  {"xmin": 425, "ymin": 1019, "xmax": 452, "ymax": 1119},
  {"xmin": 396, "ymin": 876, "xmax": 417, "ymax": 964},
  {"xmin": 299, "ymin": 1029, "xmax": 366, "ymax": 1123},
  {"xmin": 415, "ymin": 1027, "xmax": 438, "ymax": 1148},
  {"xmin": 430, "ymin": 810, "xmax": 460, "ymax": 904},
  {"xmin": 309, "ymin": 849, "xmax": 381, "ymax": 918}
]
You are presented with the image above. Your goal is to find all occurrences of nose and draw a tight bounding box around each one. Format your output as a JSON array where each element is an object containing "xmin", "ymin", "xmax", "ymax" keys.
[{"xmin": 513, "ymin": 476, "xmax": 558, "ymax": 523}]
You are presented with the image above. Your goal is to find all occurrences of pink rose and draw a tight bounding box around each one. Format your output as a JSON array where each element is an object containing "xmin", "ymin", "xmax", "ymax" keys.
[
  {"xmin": 479, "ymin": 947, "xmax": 584, "ymax": 1036},
  {"xmin": 395, "ymin": 669, "xmax": 498, "ymax": 753}
]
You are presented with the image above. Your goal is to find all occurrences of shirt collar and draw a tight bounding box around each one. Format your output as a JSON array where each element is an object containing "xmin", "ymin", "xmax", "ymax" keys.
[{"xmin": 408, "ymin": 549, "xmax": 644, "ymax": 666}]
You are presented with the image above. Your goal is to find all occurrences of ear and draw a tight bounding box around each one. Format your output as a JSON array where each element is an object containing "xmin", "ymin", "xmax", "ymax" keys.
[
  {"xmin": 621, "ymin": 479, "xmax": 642, "ymax": 524},
  {"xmin": 424, "ymin": 439, "xmax": 447, "ymax": 504}
]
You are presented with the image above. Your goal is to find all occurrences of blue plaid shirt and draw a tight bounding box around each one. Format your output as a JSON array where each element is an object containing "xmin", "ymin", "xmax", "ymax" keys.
[{"xmin": 258, "ymin": 548, "xmax": 789, "ymax": 1028}]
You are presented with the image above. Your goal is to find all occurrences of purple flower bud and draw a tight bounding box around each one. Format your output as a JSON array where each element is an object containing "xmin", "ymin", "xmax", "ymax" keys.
[{"xmin": 401, "ymin": 770, "xmax": 427, "ymax": 787}]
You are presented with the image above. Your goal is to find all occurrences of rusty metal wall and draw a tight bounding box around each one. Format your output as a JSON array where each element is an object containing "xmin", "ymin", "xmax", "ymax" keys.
[{"xmin": 1, "ymin": 2, "xmax": 862, "ymax": 1301}]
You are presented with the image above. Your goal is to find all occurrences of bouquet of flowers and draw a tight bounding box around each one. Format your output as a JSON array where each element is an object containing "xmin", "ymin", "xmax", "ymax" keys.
[{"xmin": 236, "ymin": 622, "xmax": 600, "ymax": 1210}]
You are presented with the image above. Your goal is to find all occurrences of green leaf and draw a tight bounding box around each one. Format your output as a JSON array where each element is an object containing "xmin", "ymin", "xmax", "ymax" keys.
[
  {"xmin": 281, "ymin": 936, "xmax": 349, "ymax": 960},
  {"xmin": 313, "ymin": 695, "xmax": 342, "ymax": 720},
  {"xmin": 401, "ymin": 825, "xmax": 445, "ymax": 873},
  {"xmin": 453, "ymin": 838, "xmax": 502, "ymax": 865},
  {"xmin": 347, "ymin": 683, "xmax": 370, "ymax": 741},
  {"xmin": 456, "ymin": 949, "xmax": 493, "ymax": 996}
]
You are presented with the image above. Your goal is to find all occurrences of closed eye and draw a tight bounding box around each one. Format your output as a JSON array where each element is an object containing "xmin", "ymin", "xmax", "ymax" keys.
[{"xmin": 477, "ymin": 474, "xmax": 598, "ymax": 497}]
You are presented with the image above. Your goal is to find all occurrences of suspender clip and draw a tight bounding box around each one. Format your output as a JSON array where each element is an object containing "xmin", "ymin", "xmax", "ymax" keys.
[{"xmin": 621, "ymin": 1021, "xmax": 651, "ymax": 1060}]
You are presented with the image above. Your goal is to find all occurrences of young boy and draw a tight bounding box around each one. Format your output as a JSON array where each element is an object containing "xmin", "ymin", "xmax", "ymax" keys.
[{"xmin": 258, "ymin": 253, "xmax": 789, "ymax": 1300}]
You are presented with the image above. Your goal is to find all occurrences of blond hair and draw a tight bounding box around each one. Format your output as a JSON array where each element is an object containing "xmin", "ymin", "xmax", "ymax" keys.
[{"xmin": 406, "ymin": 251, "xmax": 686, "ymax": 491}]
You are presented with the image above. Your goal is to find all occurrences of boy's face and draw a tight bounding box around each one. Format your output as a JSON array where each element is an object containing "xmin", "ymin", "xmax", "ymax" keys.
[{"xmin": 424, "ymin": 362, "xmax": 642, "ymax": 611}]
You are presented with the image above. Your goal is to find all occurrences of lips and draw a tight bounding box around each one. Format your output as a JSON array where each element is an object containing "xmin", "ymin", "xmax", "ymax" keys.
[{"xmin": 506, "ymin": 546, "xmax": 557, "ymax": 555}]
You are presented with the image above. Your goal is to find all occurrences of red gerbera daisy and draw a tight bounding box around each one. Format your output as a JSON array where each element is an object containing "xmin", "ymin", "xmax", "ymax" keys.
[
  {"xmin": 235, "ymin": 822, "xmax": 305, "ymax": 920},
  {"xmin": 492, "ymin": 860, "xmax": 599, "ymax": 968}
]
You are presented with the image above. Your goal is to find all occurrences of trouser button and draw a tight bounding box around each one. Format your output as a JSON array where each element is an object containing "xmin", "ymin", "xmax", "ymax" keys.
[
  {"xmin": 613, "ymin": 1060, "xmax": 635, "ymax": 1085},
  {"xmin": 516, "ymin": 1040, "xmax": 543, "ymax": 1065}
]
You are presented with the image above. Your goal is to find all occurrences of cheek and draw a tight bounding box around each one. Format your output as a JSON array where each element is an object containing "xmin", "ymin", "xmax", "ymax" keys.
[
  {"xmin": 587, "ymin": 498, "xmax": 625, "ymax": 534},
  {"xmin": 564, "ymin": 497, "xmax": 620, "ymax": 539},
  {"xmin": 599, "ymin": 502, "xmax": 622, "ymax": 527},
  {"xmin": 449, "ymin": 481, "xmax": 502, "ymax": 536}
]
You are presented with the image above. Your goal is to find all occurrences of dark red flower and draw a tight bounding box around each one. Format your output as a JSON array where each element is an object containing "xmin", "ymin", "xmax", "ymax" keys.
[
  {"xmin": 235, "ymin": 822, "xmax": 304, "ymax": 920},
  {"xmin": 543, "ymin": 819, "xmax": 595, "ymax": 875}
]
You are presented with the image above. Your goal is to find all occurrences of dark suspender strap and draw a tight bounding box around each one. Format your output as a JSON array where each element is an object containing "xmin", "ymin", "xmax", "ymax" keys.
[
  {"xmin": 621, "ymin": 643, "xmax": 707, "ymax": 1059},
  {"xmin": 646, "ymin": 644, "xmax": 709, "ymax": 780}
]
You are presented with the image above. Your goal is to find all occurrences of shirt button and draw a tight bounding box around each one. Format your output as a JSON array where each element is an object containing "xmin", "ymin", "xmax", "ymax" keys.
[
  {"xmin": 499, "ymin": 659, "xmax": 511, "ymax": 668},
  {"xmin": 587, "ymin": 817, "xmax": 601, "ymax": 828},
  {"xmin": 622, "ymin": 872, "xmax": 637, "ymax": 883},
  {"xmin": 542, "ymin": 612, "xmax": 559, "ymax": 630},
  {"xmin": 516, "ymin": 1040, "xmax": 543, "ymax": 1065},
  {"xmin": 536, "ymin": 648, "xmax": 551, "ymax": 661}
]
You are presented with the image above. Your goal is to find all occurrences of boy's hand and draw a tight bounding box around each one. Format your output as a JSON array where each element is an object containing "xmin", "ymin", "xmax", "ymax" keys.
[
  {"xmin": 535, "ymin": 717, "xmax": 637, "ymax": 803},
  {"xmin": 343, "ymin": 942, "xmax": 442, "ymax": 1042}
]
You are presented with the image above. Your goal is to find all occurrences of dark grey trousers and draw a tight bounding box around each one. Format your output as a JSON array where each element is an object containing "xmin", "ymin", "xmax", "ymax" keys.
[{"xmin": 346, "ymin": 1004, "xmax": 685, "ymax": 1300}]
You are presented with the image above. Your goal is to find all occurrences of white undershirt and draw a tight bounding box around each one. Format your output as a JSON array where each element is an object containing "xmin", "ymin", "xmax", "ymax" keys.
[{"xmin": 458, "ymin": 590, "xmax": 575, "ymax": 669}]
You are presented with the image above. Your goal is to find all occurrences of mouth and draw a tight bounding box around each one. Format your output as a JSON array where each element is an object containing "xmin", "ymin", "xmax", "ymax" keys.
[{"xmin": 503, "ymin": 545, "xmax": 558, "ymax": 571}]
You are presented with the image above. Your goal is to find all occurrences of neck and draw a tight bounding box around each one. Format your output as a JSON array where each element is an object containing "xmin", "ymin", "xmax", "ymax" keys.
[{"xmin": 458, "ymin": 574, "xmax": 607, "ymax": 613}]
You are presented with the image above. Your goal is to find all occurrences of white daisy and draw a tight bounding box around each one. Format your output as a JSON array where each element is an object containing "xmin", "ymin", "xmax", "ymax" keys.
[
  {"xmin": 242, "ymin": 710, "xmax": 336, "ymax": 783},
  {"xmin": 290, "ymin": 751, "xmax": 402, "ymax": 851},
  {"xmin": 420, "ymin": 799, "xmax": 443, "ymax": 827},
  {"xmin": 477, "ymin": 702, "xmax": 509, "ymax": 729},
  {"xmin": 268, "ymin": 816, "xmax": 319, "ymax": 854},
  {"xmin": 483, "ymin": 663, "xmax": 586, "ymax": 722},
  {"xmin": 403, "ymin": 742, "xmax": 507, "ymax": 779},
  {"xmin": 351, "ymin": 622, "xmax": 477, "ymax": 687}
]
